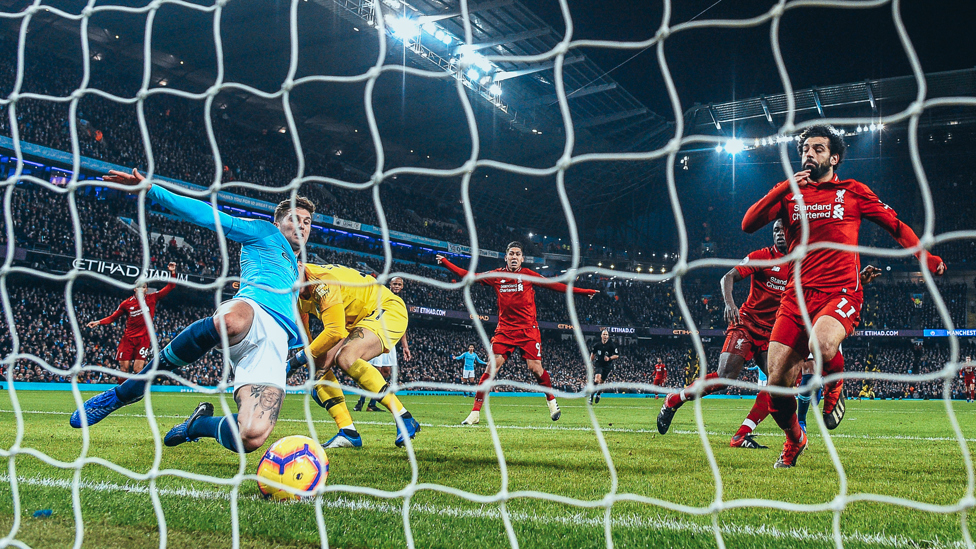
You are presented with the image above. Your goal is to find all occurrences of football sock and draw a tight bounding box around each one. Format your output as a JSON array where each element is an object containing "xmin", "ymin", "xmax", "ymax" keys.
[
  {"xmin": 317, "ymin": 371, "xmax": 355, "ymax": 431},
  {"xmin": 824, "ymin": 351, "xmax": 845, "ymax": 375},
  {"xmin": 346, "ymin": 359, "xmax": 406, "ymax": 416},
  {"xmin": 664, "ymin": 373, "xmax": 719, "ymax": 408},
  {"xmin": 735, "ymin": 391, "xmax": 772, "ymax": 438},
  {"xmin": 536, "ymin": 370, "xmax": 556, "ymax": 402},
  {"xmin": 115, "ymin": 317, "xmax": 221, "ymax": 403},
  {"xmin": 189, "ymin": 414, "xmax": 242, "ymax": 453},
  {"xmin": 356, "ymin": 395, "xmax": 367, "ymax": 408},
  {"xmin": 313, "ymin": 369, "xmax": 357, "ymax": 430},
  {"xmin": 796, "ymin": 374, "xmax": 814, "ymax": 428},
  {"xmin": 473, "ymin": 372, "xmax": 491, "ymax": 412},
  {"xmin": 368, "ymin": 398, "xmax": 380, "ymax": 408},
  {"xmin": 769, "ymin": 394, "xmax": 804, "ymax": 444}
]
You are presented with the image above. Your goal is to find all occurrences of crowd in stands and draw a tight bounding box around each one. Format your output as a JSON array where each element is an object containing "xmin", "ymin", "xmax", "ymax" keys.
[
  {"xmin": 0, "ymin": 45, "xmax": 543, "ymax": 258},
  {"xmin": 0, "ymin": 282, "xmax": 225, "ymax": 386}
]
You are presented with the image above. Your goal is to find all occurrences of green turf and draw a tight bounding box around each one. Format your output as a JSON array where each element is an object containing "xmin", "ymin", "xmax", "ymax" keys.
[{"xmin": 1, "ymin": 391, "xmax": 974, "ymax": 548}]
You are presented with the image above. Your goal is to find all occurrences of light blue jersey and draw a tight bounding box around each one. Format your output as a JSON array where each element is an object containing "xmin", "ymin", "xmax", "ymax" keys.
[
  {"xmin": 148, "ymin": 185, "xmax": 301, "ymax": 347},
  {"xmin": 454, "ymin": 351, "xmax": 487, "ymax": 370},
  {"xmin": 746, "ymin": 365, "xmax": 768, "ymax": 385}
]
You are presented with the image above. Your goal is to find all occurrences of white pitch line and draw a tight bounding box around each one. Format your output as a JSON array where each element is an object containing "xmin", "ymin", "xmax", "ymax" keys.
[
  {"xmin": 1, "ymin": 408, "xmax": 974, "ymax": 443},
  {"xmin": 0, "ymin": 474, "xmax": 965, "ymax": 549}
]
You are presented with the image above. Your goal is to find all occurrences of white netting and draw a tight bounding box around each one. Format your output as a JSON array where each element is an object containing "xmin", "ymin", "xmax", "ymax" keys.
[{"xmin": 1, "ymin": 0, "xmax": 976, "ymax": 548}]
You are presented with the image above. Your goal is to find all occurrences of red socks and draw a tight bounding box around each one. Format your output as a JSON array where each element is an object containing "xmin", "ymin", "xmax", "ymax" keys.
[
  {"xmin": 768, "ymin": 394, "xmax": 804, "ymax": 443},
  {"xmin": 824, "ymin": 351, "xmax": 845, "ymax": 375},
  {"xmin": 472, "ymin": 372, "xmax": 491, "ymax": 412},
  {"xmin": 665, "ymin": 373, "xmax": 720, "ymax": 409},
  {"xmin": 536, "ymin": 370, "xmax": 556, "ymax": 401},
  {"xmin": 735, "ymin": 391, "xmax": 771, "ymax": 437}
]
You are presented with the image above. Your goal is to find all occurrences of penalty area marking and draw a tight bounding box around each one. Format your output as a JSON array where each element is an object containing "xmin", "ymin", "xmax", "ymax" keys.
[{"xmin": 0, "ymin": 474, "xmax": 966, "ymax": 549}]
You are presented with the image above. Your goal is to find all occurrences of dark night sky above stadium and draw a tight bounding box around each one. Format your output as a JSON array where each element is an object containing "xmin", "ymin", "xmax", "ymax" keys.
[{"xmin": 526, "ymin": 0, "xmax": 976, "ymax": 117}]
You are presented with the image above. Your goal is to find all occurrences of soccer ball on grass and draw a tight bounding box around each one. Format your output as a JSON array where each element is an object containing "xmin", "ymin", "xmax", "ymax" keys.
[{"xmin": 256, "ymin": 435, "xmax": 329, "ymax": 501}]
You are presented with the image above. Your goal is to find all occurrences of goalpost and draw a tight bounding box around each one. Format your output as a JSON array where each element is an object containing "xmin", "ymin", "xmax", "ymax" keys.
[{"xmin": 1, "ymin": 0, "xmax": 975, "ymax": 548}]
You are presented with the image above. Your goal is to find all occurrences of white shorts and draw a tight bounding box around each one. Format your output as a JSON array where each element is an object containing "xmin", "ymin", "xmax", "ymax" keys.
[
  {"xmin": 369, "ymin": 348, "xmax": 397, "ymax": 368},
  {"xmin": 228, "ymin": 298, "xmax": 289, "ymax": 391},
  {"xmin": 462, "ymin": 369, "xmax": 475, "ymax": 379}
]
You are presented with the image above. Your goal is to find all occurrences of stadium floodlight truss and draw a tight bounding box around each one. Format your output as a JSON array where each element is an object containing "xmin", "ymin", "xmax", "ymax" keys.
[
  {"xmin": 687, "ymin": 68, "xmax": 976, "ymax": 133},
  {"xmin": 321, "ymin": 0, "xmax": 669, "ymax": 148}
]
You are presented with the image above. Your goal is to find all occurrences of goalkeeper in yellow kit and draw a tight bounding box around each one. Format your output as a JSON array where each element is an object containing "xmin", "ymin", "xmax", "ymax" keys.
[{"xmin": 288, "ymin": 264, "xmax": 420, "ymax": 448}]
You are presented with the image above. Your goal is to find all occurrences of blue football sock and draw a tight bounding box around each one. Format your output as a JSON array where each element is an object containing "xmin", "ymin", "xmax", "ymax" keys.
[
  {"xmin": 797, "ymin": 373, "xmax": 814, "ymax": 428},
  {"xmin": 115, "ymin": 317, "xmax": 221, "ymax": 403},
  {"xmin": 357, "ymin": 395, "xmax": 367, "ymax": 407},
  {"xmin": 189, "ymin": 414, "xmax": 241, "ymax": 452},
  {"xmin": 368, "ymin": 398, "xmax": 379, "ymax": 408}
]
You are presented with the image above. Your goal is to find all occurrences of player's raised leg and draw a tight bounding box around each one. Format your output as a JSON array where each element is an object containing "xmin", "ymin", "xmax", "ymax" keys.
[
  {"xmin": 165, "ymin": 299, "xmax": 289, "ymax": 452},
  {"xmin": 70, "ymin": 301, "xmax": 230, "ymax": 428},
  {"xmin": 811, "ymin": 317, "xmax": 847, "ymax": 430}
]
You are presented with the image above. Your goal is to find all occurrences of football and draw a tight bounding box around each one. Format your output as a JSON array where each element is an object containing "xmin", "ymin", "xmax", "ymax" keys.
[{"xmin": 256, "ymin": 435, "xmax": 330, "ymax": 501}]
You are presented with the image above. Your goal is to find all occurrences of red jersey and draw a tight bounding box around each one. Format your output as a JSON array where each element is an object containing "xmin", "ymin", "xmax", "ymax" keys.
[
  {"xmin": 97, "ymin": 283, "xmax": 175, "ymax": 339},
  {"xmin": 440, "ymin": 258, "xmax": 597, "ymax": 334},
  {"xmin": 963, "ymin": 366, "xmax": 975, "ymax": 383},
  {"xmin": 743, "ymin": 174, "xmax": 943, "ymax": 295},
  {"xmin": 734, "ymin": 246, "xmax": 790, "ymax": 331},
  {"xmin": 654, "ymin": 362, "xmax": 667, "ymax": 379}
]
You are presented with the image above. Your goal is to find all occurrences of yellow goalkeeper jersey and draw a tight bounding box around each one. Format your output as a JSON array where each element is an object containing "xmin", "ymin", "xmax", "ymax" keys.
[{"xmin": 299, "ymin": 263, "xmax": 387, "ymax": 328}]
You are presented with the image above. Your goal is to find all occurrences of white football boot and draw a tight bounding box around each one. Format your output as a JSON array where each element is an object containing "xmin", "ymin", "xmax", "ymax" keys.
[
  {"xmin": 461, "ymin": 410, "xmax": 480, "ymax": 425},
  {"xmin": 548, "ymin": 399, "xmax": 561, "ymax": 421}
]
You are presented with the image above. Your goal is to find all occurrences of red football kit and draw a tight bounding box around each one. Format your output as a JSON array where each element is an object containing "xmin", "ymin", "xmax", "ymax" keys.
[
  {"xmin": 722, "ymin": 246, "xmax": 790, "ymax": 361},
  {"xmin": 440, "ymin": 258, "xmax": 597, "ymax": 361},
  {"xmin": 963, "ymin": 367, "xmax": 975, "ymax": 386},
  {"xmin": 97, "ymin": 282, "xmax": 176, "ymax": 361},
  {"xmin": 743, "ymin": 174, "xmax": 943, "ymax": 354},
  {"xmin": 653, "ymin": 362, "xmax": 668, "ymax": 385}
]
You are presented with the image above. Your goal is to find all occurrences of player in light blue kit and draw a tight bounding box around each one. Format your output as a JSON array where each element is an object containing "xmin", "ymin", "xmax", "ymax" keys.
[
  {"xmin": 70, "ymin": 168, "xmax": 314, "ymax": 454},
  {"xmin": 454, "ymin": 344, "xmax": 487, "ymax": 396},
  {"xmin": 745, "ymin": 365, "xmax": 768, "ymax": 387}
]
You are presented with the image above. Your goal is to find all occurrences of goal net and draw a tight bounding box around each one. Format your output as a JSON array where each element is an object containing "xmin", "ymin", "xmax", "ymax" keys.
[{"xmin": 1, "ymin": 0, "xmax": 975, "ymax": 548}]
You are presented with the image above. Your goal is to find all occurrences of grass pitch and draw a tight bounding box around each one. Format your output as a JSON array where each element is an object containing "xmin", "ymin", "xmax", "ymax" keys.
[{"xmin": 1, "ymin": 390, "xmax": 974, "ymax": 548}]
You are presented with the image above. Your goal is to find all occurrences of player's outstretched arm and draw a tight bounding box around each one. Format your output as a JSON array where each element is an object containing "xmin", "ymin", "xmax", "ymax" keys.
[
  {"xmin": 859, "ymin": 190, "xmax": 946, "ymax": 275},
  {"xmin": 436, "ymin": 254, "xmax": 473, "ymax": 279},
  {"xmin": 533, "ymin": 272, "xmax": 599, "ymax": 297},
  {"xmin": 720, "ymin": 268, "xmax": 745, "ymax": 326},
  {"xmin": 153, "ymin": 262, "xmax": 179, "ymax": 300},
  {"xmin": 102, "ymin": 169, "xmax": 275, "ymax": 245},
  {"xmin": 741, "ymin": 177, "xmax": 802, "ymax": 233},
  {"xmin": 88, "ymin": 304, "xmax": 126, "ymax": 328}
]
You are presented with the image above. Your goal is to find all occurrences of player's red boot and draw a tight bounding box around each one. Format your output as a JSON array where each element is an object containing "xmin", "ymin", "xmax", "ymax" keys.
[
  {"xmin": 822, "ymin": 380, "xmax": 846, "ymax": 430},
  {"xmin": 773, "ymin": 432, "xmax": 808, "ymax": 469}
]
